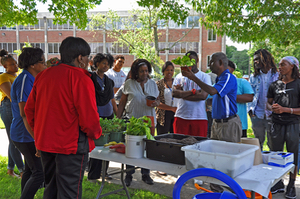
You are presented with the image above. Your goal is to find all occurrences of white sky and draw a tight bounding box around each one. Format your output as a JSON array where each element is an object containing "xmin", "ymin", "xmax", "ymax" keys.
[{"xmin": 36, "ymin": 0, "xmax": 249, "ymax": 51}]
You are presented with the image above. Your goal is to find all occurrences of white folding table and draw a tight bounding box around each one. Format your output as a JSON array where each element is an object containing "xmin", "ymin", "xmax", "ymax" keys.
[{"xmin": 89, "ymin": 147, "xmax": 294, "ymax": 199}]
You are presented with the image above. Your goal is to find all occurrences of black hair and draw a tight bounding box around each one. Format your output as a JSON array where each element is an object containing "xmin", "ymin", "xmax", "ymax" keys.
[
  {"xmin": 0, "ymin": 49, "xmax": 14, "ymax": 66},
  {"xmin": 291, "ymin": 65, "xmax": 300, "ymax": 80},
  {"xmin": 228, "ymin": 60, "xmax": 236, "ymax": 70},
  {"xmin": 212, "ymin": 52, "xmax": 228, "ymax": 68},
  {"xmin": 185, "ymin": 51, "xmax": 198, "ymax": 59},
  {"xmin": 114, "ymin": 54, "xmax": 125, "ymax": 61},
  {"xmin": 253, "ymin": 49, "xmax": 277, "ymax": 77},
  {"xmin": 59, "ymin": 37, "xmax": 90, "ymax": 64},
  {"xmin": 18, "ymin": 47, "xmax": 44, "ymax": 69},
  {"xmin": 130, "ymin": 59, "xmax": 152, "ymax": 80},
  {"xmin": 105, "ymin": 53, "xmax": 114, "ymax": 68},
  {"xmin": 162, "ymin": 61, "xmax": 174, "ymax": 73},
  {"xmin": 93, "ymin": 53, "xmax": 108, "ymax": 68}
]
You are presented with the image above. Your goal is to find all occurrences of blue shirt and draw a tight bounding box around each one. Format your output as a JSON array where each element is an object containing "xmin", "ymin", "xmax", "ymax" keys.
[
  {"xmin": 212, "ymin": 69, "xmax": 237, "ymax": 119},
  {"xmin": 236, "ymin": 78, "xmax": 254, "ymax": 130},
  {"xmin": 10, "ymin": 70, "xmax": 35, "ymax": 142},
  {"xmin": 96, "ymin": 75, "xmax": 114, "ymax": 117}
]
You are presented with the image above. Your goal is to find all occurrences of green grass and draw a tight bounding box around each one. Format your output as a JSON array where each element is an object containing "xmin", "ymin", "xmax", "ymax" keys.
[
  {"xmin": 0, "ymin": 118, "xmax": 4, "ymax": 129},
  {"xmin": 0, "ymin": 156, "xmax": 171, "ymax": 199}
]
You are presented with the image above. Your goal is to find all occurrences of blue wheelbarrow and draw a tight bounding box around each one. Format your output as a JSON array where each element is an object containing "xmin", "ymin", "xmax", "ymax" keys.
[{"xmin": 173, "ymin": 168, "xmax": 247, "ymax": 199}]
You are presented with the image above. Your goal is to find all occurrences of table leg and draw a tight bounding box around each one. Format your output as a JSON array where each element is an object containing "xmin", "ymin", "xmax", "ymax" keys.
[
  {"xmin": 251, "ymin": 191, "xmax": 255, "ymax": 199},
  {"xmin": 95, "ymin": 160, "xmax": 107, "ymax": 199},
  {"xmin": 121, "ymin": 164, "xmax": 131, "ymax": 198}
]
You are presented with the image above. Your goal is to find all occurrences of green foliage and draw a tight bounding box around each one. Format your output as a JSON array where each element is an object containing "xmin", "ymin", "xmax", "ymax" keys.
[
  {"xmin": 171, "ymin": 54, "xmax": 196, "ymax": 67},
  {"xmin": 185, "ymin": 0, "xmax": 300, "ymax": 46},
  {"xmin": 233, "ymin": 70, "xmax": 243, "ymax": 78},
  {"xmin": 99, "ymin": 116, "xmax": 126, "ymax": 134},
  {"xmin": 248, "ymin": 40, "xmax": 300, "ymax": 66},
  {"xmin": 0, "ymin": 0, "xmax": 102, "ymax": 29},
  {"xmin": 89, "ymin": 1, "xmax": 193, "ymax": 75},
  {"xmin": 226, "ymin": 45, "xmax": 250, "ymax": 75},
  {"xmin": 14, "ymin": 42, "xmax": 32, "ymax": 56},
  {"xmin": 125, "ymin": 116, "xmax": 154, "ymax": 140}
]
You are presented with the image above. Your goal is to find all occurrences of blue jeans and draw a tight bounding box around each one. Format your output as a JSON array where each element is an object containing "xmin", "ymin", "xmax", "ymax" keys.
[
  {"xmin": 0, "ymin": 98, "xmax": 24, "ymax": 172},
  {"xmin": 250, "ymin": 115, "xmax": 271, "ymax": 150}
]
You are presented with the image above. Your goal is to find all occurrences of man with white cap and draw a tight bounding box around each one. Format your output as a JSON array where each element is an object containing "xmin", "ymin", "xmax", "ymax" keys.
[{"xmin": 267, "ymin": 56, "xmax": 300, "ymax": 199}]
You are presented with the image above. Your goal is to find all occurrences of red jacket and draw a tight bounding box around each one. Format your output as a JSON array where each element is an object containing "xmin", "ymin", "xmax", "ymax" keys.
[{"xmin": 25, "ymin": 63, "xmax": 102, "ymax": 154}]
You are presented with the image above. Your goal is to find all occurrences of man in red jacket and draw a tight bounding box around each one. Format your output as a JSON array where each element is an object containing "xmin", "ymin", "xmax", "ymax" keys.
[{"xmin": 25, "ymin": 37, "xmax": 102, "ymax": 199}]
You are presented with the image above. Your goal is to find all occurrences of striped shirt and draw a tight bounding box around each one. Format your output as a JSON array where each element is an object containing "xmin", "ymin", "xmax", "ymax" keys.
[
  {"xmin": 212, "ymin": 69, "xmax": 238, "ymax": 120},
  {"xmin": 10, "ymin": 70, "xmax": 35, "ymax": 142}
]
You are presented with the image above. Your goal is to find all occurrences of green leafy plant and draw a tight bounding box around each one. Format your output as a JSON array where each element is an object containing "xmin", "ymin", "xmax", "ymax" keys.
[
  {"xmin": 99, "ymin": 116, "xmax": 127, "ymax": 134},
  {"xmin": 171, "ymin": 53, "xmax": 196, "ymax": 67},
  {"xmin": 124, "ymin": 116, "xmax": 154, "ymax": 140}
]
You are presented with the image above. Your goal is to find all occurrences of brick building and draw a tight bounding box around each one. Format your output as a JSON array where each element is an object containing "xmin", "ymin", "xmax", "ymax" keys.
[{"xmin": 0, "ymin": 11, "xmax": 225, "ymax": 73}]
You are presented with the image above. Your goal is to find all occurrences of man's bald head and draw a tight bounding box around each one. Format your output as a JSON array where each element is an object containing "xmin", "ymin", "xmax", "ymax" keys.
[{"xmin": 211, "ymin": 52, "xmax": 228, "ymax": 68}]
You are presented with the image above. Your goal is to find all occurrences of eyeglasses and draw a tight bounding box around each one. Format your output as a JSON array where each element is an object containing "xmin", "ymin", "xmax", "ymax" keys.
[{"xmin": 38, "ymin": 61, "xmax": 46, "ymax": 65}]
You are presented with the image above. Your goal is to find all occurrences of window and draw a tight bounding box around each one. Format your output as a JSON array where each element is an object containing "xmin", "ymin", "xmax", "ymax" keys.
[
  {"xmin": 188, "ymin": 16, "xmax": 200, "ymax": 28},
  {"xmin": 48, "ymin": 43, "xmax": 60, "ymax": 54},
  {"xmin": 157, "ymin": 19, "xmax": 166, "ymax": 29},
  {"xmin": 0, "ymin": 43, "xmax": 17, "ymax": 53},
  {"xmin": 168, "ymin": 42, "xmax": 199, "ymax": 54},
  {"xmin": 207, "ymin": 55, "xmax": 211, "ymax": 68},
  {"xmin": 20, "ymin": 43, "xmax": 45, "ymax": 52},
  {"xmin": 46, "ymin": 19, "xmax": 72, "ymax": 30},
  {"xmin": 208, "ymin": 29, "xmax": 217, "ymax": 41},
  {"xmin": 158, "ymin": 42, "xmax": 165, "ymax": 54}
]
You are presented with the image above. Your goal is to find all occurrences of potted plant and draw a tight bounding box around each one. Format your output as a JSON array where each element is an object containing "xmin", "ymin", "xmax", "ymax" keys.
[
  {"xmin": 124, "ymin": 116, "xmax": 154, "ymax": 158},
  {"xmin": 172, "ymin": 53, "xmax": 196, "ymax": 72},
  {"xmin": 109, "ymin": 116, "xmax": 127, "ymax": 143},
  {"xmin": 94, "ymin": 118, "xmax": 112, "ymax": 146}
]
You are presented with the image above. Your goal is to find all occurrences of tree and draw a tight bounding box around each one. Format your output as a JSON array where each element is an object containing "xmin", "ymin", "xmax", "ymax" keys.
[
  {"xmin": 231, "ymin": 50, "xmax": 249, "ymax": 75},
  {"xmin": 226, "ymin": 45, "xmax": 237, "ymax": 60},
  {"xmin": 0, "ymin": 0, "xmax": 102, "ymax": 29},
  {"xmin": 185, "ymin": 0, "xmax": 300, "ymax": 46},
  {"xmin": 248, "ymin": 41, "xmax": 300, "ymax": 67},
  {"xmin": 89, "ymin": 0, "xmax": 195, "ymax": 75}
]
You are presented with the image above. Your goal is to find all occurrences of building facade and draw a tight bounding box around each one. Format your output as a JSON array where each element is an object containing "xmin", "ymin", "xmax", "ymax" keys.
[{"xmin": 0, "ymin": 11, "xmax": 225, "ymax": 73}]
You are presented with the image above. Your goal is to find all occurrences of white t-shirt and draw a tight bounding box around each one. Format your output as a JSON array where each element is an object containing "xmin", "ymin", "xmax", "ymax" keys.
[
  {"xmin": 173, "ymin": 71, "xmax": 211, "ymax": 120},
  {"xmin": 105, "ymin": 68, "xmax": 127, "ymax": 88},
  {"xmin": 123, "ymin": 79, "xmax": 159, "ymax": 125}
]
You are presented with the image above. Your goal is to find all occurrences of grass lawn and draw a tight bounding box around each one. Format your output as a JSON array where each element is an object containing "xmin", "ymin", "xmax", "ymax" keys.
[{"xmin": 0, "ymin": 156, "xmax": 171, "ymax": 199}]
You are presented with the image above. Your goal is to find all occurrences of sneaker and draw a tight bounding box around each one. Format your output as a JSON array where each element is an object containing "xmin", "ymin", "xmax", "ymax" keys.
[
  {"xmin": 124, "ymin": 175, "xmax": 132, "ymax": 187},
  {"xmin": 285, "ymin": 186, "xmax": 296, "ymax": 199},
  {"xmin": 142, "ymin": 174, "xmax": 154, "ymax": 185},
  {"xmin": 271, "ymin": 180, "xmax": 285, "ymax": 194}
]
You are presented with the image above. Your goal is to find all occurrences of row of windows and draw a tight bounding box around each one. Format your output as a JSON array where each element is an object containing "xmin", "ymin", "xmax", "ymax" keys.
[
  {"xmin": 0, "ymin": 42, "xmax": 200, "ymax": 55},
  {"xmin": 1, "ymin": 15, "xmax": 200, "ymax": 31}
]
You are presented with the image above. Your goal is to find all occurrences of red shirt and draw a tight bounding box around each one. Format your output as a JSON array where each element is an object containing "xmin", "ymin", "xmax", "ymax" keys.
[{"xmin": 25, "ymin": 63, "xmax": 102, "ymax": 154}]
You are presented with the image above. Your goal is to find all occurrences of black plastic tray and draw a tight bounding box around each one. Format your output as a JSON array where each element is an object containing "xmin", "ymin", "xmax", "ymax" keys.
[{"xmin": 144, "ymin": 134, "xmax": 207, "ymax": 165}]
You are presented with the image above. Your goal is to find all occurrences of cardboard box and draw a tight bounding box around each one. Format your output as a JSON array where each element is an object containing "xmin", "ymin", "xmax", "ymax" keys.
[{"xmin": 267, "ymin": 152, "xmax": 294, "ymax": 167}]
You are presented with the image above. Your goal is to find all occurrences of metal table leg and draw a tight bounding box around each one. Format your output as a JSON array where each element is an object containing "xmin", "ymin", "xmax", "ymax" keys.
[{"xmin": 95, "ymin": 161, "xmax": 131, "ymax": 199}]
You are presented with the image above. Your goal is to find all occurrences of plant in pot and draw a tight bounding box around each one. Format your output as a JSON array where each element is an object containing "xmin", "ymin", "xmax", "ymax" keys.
[
  {"xmin": 109, "ymin": 116, "xmax": 127, "ymax": 143},
  {"xmin": 124, "ymin": 116, "xmax": 154, "ymax": 158},
  {"xmin": 94, "ymin": 118, "xmax": 112, "ymax": 146},
  {"xmin": 172, "ymin": 53, "xmax": 196, "ymax": 72}
]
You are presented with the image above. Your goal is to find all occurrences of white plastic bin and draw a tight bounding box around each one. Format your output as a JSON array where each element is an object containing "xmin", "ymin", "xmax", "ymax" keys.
[{"xmin": 181, "ymin": 140, "xmax": 259, "ymax": 178}]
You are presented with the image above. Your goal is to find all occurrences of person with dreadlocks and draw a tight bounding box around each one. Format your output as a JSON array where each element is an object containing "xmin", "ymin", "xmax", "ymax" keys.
[
  {"xmin": 267, "ymin": 56, "xmax": 300, "ymax": 198},
  {"xmin": 248, "ymin": 49, "xmax": 279, "ymax": 150}
]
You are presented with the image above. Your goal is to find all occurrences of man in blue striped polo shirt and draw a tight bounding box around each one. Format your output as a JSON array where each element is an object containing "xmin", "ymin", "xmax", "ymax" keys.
[{"xmin": 182, "ymin": 52, "xmax": 242, "ymax": 143}]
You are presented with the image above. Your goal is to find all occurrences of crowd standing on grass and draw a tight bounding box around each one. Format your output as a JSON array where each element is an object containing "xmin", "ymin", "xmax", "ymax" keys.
[{"xmin": 0, "ymin": 34, "xmax": 300, "ymax": 199}]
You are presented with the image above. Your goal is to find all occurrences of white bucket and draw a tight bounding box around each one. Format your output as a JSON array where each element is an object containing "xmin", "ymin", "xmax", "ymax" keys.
[{"xmin": 125, "ymin": 134, "xmax": 146, "ymax": 159}]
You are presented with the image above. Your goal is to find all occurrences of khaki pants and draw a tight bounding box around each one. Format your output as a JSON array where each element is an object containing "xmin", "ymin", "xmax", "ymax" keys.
[{"xmin": 211, "ymin": 115, "xmax": 242, "ymax": 143}]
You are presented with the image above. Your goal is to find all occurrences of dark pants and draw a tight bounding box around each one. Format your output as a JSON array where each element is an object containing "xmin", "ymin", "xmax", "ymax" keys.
[
  {"xmin": 13, "ymin": 141, "xmax": 44, "ymax": 199},
  {"xmin": 126, "ymin": 165, "xmax": 149, "ymax": 175},
  {"xmin": 156, "ymin": 110, "xmax": 175, "ymax": 135},
  {"xmin": 206, "ymin": 110, "xmax": 213, "ymax": 138},
  {"xmin": 0, "ymin": 98, "xmax": 24, "ymax": 172},
  {"xmin": 242, "ymin": 129, "xmax": 247, "ymax": 138},
  {"xmin": 41, "ymin": 151, "xmax": 88, "ymax": 199},
  {"xmin": 88, "ymin": 159, "xmax": 109, "ymax": 180}
]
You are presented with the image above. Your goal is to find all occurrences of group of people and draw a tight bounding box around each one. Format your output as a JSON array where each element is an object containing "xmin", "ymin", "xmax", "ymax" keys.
[{"xmin": 0, "ymin": 35, "xmax": 299, "ymax": 199}]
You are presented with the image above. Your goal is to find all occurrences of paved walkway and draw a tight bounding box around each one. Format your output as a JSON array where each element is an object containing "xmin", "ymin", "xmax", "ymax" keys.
[{"xmin": 0, "ymin": 128, "xmax": 299, "ymax": 198}]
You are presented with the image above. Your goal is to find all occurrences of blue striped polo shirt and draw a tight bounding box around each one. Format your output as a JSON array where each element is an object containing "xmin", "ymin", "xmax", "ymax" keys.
[
  {"xmin": 212, "ymin": 69, "xmax": 238, "ymax": 120},
  {"xmin": 10, "ymin": 69, "xmax": 35, "ymax": 142}
]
